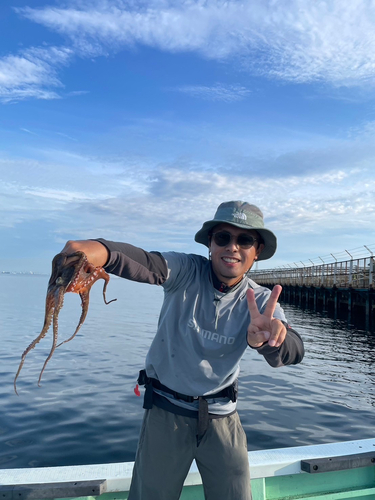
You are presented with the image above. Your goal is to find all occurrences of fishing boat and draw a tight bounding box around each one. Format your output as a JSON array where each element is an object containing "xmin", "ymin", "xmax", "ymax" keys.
[{"xmin": 0, "ymin": 437, "xmax": 374, "ymax": 499}]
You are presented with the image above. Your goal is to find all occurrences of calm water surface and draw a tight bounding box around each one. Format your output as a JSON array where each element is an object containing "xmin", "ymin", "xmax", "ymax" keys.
[{"xmin": 0, "ymin": 275, "xmax": 374, "ymax": 469}]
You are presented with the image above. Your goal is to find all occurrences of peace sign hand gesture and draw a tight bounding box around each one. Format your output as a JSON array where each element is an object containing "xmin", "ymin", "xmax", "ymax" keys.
[{"xmin": 246, "ymin": 285, "xmax": 287, "ymax": 349}]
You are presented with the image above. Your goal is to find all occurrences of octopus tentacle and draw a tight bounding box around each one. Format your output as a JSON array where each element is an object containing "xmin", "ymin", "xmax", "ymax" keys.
[
  {"xmin": 102, "ymin": 273, "xmax": 117, "ymax": 305},
  {"xmin": 14, "ymin": 291, "xmax": 56, "ymax": 395},
  {"xmin": 38, "ymin": 286, "xmax": 65, "ymax": 386},
  {"xmin": 56, "ymin": 290, "xmax": 89, "ymax": 348},
  {"xmin": 65, "ymin": 252, "xmax": 88, "ymax": 292}
]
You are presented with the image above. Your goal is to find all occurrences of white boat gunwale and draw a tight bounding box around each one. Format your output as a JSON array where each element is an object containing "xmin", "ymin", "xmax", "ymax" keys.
[{"xmin": 1, "ymin": 437, "xmax": 374, "ymax": 496}]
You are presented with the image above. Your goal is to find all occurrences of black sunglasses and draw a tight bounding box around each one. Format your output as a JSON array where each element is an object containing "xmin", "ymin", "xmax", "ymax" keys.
[{"xmin": 211, "ymin": 231, "xmax": 258, "ymax": 249}]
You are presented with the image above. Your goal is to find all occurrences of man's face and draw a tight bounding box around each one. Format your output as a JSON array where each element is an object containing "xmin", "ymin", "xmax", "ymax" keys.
[{"xmin": 209, "ymin": 223, "xmax": 264, "ymax": 287}]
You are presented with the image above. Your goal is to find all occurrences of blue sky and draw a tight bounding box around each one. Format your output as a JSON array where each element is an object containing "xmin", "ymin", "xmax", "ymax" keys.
[{"xmin": 1, "ymin": 0, "xmax": 375, "ymax": 273}]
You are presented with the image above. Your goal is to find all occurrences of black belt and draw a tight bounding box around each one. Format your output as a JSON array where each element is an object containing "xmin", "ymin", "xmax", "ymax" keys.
[
  {"xmin": 137, "ymin": 370, "xmax": 238, "ymax": 446},
  {"xmin": 151, "ymin": 378, "xmax": 231, "ymax": 402}
]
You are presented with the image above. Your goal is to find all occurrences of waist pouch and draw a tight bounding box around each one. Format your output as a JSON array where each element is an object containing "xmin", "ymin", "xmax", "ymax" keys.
[{"xmin": 137, "ymin": 369, "xmax": 238, "ymax": 446}]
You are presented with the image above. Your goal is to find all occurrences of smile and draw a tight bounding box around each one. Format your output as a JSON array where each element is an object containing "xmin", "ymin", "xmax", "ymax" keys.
[{"xmin": 222, "ymin": 257, "xmax": 240, "ymax": 263}]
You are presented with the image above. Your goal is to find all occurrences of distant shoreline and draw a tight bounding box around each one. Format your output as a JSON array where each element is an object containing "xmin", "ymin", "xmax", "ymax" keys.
[{"xmin": 0, "ymin": 272, "xmax": 47, "ymax": 276}]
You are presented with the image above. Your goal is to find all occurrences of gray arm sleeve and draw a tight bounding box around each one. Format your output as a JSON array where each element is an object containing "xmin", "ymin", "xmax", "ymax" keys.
[
  {"xmin": 95, "ymin": 238, "xmax": 168, "ymax": 285},
  {"xmin": 254, "ymin": 324, "xmax": 304, "ymax": 367}
]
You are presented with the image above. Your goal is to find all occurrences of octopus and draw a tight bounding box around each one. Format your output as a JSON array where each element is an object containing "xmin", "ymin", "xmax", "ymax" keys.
[{"xmin": 14, "ymin": 251, "xmax": 116, "ymax": 395}]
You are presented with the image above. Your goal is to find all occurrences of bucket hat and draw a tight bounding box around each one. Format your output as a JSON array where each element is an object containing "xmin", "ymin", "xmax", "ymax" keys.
[{"xmin": 194, "ymin": 201, "xmax": 277, "ymax": 261}]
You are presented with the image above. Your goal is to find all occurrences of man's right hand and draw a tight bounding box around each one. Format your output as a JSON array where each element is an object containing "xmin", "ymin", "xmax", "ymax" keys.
[{"xmin": 61, "ymin": 240, "xmax": 109, "ymax": 268}]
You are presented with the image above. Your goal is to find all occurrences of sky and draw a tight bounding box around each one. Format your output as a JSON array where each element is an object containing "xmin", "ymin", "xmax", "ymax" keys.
[{"xmin": 1, "ymin": 0, "xmax": 375, "ymax": 274}]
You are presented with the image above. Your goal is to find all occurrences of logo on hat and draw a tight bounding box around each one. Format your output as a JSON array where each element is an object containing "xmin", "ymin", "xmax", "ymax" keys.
[{"xmin": 233, "ymin": 210, "xmax": 247, "ymax": 221}]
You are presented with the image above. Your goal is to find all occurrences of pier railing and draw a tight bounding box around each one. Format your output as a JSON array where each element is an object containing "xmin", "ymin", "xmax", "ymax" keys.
[{"xmin": 250, "ymin": 256, "xmax": 374, "ymax": 289}]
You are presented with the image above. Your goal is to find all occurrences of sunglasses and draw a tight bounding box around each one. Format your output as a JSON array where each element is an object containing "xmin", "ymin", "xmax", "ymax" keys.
[{"xmin": 211, "ymin": 231, "xmax": 258, "ymax": 249}]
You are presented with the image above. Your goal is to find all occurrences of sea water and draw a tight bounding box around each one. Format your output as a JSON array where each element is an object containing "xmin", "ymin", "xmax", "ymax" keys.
[{"xmin": 0, "ymin": 275, "xmax": 374, "ymax": 468}]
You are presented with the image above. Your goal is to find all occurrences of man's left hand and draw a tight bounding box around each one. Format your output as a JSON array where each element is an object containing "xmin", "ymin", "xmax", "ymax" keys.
[{"xmin": 246, "ymin": 285, "xmax": 287, "ymax": 348}]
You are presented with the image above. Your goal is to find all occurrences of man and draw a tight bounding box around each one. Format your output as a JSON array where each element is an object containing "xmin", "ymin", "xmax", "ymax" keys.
[{"xmin": 62, "ymin": 200, "xmax": 304, "ymax": 500}]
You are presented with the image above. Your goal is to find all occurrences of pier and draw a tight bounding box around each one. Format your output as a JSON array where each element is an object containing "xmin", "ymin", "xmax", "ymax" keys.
[{"xmin": 250, "ymin": 251, "xmax": 375, "ymax": 330}]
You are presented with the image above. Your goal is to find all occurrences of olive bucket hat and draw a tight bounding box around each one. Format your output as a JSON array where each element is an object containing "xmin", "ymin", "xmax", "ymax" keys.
[{"xmin": 194, "ymin": 200, "xmax": 277, "ymax": 261}]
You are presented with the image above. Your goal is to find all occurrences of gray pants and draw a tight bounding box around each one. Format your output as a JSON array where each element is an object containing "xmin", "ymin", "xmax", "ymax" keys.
[{"xmin": 128, "ymin": 406, "xmax": 252, "ymax": 500}]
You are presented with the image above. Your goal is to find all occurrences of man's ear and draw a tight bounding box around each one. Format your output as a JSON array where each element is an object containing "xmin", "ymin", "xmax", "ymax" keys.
[{"xmin": 256, "ymin": 243, "xmax": 265, "ymax": 259}]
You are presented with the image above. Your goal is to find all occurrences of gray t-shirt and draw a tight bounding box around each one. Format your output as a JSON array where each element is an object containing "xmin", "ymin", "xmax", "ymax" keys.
[
  {"xmin": 146, "ymin": 252, "xmax": 288, "ymax": 414},
  {"xmin": 99, "ymin": 240, "xmax": 304, "ymax": 416}
]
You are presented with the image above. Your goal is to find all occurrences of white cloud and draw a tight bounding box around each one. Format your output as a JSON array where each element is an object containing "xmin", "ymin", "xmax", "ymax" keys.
[
  {"xmin": 173, "ymin": 83, "xmax": 251, "ymax": 102},
  {"xmin": 0, "ymin": 88, "xmax": 61, "ymax": 103},
  {"xmin": 24, "ymin": 187, "xmax": 107, "ymax": 202},
  {"xmin": 0, "ymin": 46, "xmax": 72, "ymax": 103},
  {"xmin": 347, "ymin": 120, "xmax": 375, "ymax": 140},
  {"xmin": 2, "ymin": 150, "xmax": 373, "ymax": 243},
  {"xmin": 66, "ymin": 90, "xmax": 89, "ymax": 97},
  {"xmin": 17, "ymin": 0, "xmax": 375, "ymax": 87},
  {"xmin": 56, "ymin": 132, "xmax": 78, "ymax": 142},
  {"xmin": 1, "ymin": 116, "xmax": 375, "ymax": 261},
  {"xmin": 3, "ymin": 0, "xmax": 375, "ymax": 103},
  {"xmin": 21, "ymin": 128, "xmax": 38, "ymax": 135}
]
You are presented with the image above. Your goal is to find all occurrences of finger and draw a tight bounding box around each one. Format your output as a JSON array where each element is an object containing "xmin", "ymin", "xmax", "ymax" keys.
[
  {"xmin": 247, "ymin": 329, "xmax": 270, "ymax": 348},
  {"xmin": 267, "ymin": 319, "xmax": 287, "ymax": 347},
  {"xmin": 246, "ymin": 289, "xmax": 261, "ymax": 320},
  {"xmin": 262, "ymin": 285, "xmax": 282, "ymax": 319}
]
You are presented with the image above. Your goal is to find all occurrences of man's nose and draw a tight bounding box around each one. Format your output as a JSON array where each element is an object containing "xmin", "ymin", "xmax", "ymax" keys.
[{"xmin": 225, "ymin": 237, "xmax": 239, "ymax": 250}]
